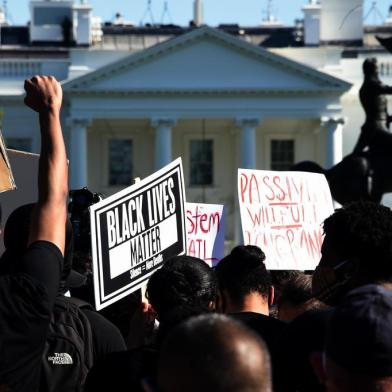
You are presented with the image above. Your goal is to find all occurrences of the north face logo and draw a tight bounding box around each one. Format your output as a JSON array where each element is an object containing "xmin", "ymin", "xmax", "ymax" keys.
[{"xmin": 47, "ymin": 353, "xmax": 73, "ymax": 365}]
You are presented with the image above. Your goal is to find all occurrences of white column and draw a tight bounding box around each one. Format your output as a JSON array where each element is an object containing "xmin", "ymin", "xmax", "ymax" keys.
[
  {"xmin": 69, "ymin": 118, "xmax": 90, "ymax": 189},
  {"xmin": 152, "ymin": 118, "xmax": 176, "ymax": 170},
  {"xmin": 235, "ymin": 118, "xmax": 260, "ymax": 246},
  {"xmin": 322, "ymin": 116, "xmax": 345, "ymax": 168},
  {"xmin": 236, "ymin": 118, "xmax": 260, "ymax": 169},
  {"xmin": 193, "ymin": 0, "xmax": 204, "ymax": 26}
]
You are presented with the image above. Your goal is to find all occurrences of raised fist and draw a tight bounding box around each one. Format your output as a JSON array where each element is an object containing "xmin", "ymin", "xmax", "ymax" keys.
[{"xmin": 24, "ymin": 75, "xmax": 62, "ymax": 114}]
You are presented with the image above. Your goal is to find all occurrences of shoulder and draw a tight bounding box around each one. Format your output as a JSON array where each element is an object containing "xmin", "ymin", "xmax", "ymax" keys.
[
  {"xmin": 82, "ymin": 308, "xmax": 120, "ymax": 332},
  {"xmin": 24, "ymin": 240, "xmax": 63, "ymax": 260},
  {"xmin": 0, "ymin": 273, "xmax": 46, "ymax": 297},
  {"xmin": 231, "ymin": 312, "xmax": 284, "ymax": 325},
  {"xmin": 231, "ymin": 312, "xmax": 287, "ymax": 340},
  {"xmin": 20, "ymin": 240, "xmax": 63, "ymax": 279},
  {"xmin": 81, "ymin": 308, "xmax": 126, "ymax": 356},
  {"xmin": 0, "ymin": 273, "xmax": 52, "ymax": 321},
  {"xmin": 0, "ymin": 272, "xmax": 40, "ymax": 288}
]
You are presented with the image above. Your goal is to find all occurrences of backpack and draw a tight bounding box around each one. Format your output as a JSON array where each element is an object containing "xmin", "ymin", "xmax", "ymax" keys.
[{"xmin": 40, "ymin": 296, "xmax": 94, "ymax": 392}]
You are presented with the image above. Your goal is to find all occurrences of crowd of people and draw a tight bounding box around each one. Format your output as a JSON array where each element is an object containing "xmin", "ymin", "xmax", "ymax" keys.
[{"xmin": 1, "ymin": 76, "xmax": 392, "ymax": 391}]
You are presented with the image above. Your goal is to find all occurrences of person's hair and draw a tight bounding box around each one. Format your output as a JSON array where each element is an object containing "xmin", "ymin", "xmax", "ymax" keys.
[
  {"xmin": 270, "ymin": 270, "xmax": 303, "ymax": 304},
  {"xmin": 279, "ymin": 273, "xmax": 313, "ymax": 306},
  {"xmin": 156, "ymin": 304, "xmax": 210, "ymax": 347},
  {"xmin": 3, "ymin": 203, "xmax": 35, "ymax": 254},
  {"xmin": 270, "ymin": 270, "xmax": 301, "ymax": 289},
  {"xmin": 215, "ymin": 245, "xmax": 271, "ymax": 304},
  {"xmin": 277, "ymin": 273, "xmax": 324, "ymax": 321},
  {"xmin": 323, "ymin": 201, "xmax": 392, "ymax": 282},
  {"xmin": 158, "ymin": 313, "xmax": 272, "ymax": 392},
  {"xmin": 146, "ymin": 255, "xmax": 217, "ymax": 318},
  {"xmin": 363, "ymin": 58, "xmax": 378, "ymax": 77}
]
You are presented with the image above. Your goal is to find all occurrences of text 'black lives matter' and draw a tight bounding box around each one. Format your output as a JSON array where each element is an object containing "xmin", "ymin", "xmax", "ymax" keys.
[{"xmin": 90, "ymin": 158, "xmax": 186, "ymax": 310}]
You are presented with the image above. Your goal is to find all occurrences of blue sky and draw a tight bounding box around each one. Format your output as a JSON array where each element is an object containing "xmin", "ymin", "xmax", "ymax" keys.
[{"xmin": 5, "ymin": 0, "xmax": 392, "ymax": 27}]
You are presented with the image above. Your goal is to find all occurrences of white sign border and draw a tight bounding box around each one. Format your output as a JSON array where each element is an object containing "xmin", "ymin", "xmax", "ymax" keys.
[{"xmin": 90, "ymin": 158, "xmax": 186, "ymax": 310}]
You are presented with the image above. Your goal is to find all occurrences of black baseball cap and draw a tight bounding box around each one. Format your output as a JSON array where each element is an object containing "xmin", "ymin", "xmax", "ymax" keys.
[{"xmin": 325, "ymin": 284, "xmax": 392, "ymax": 378}]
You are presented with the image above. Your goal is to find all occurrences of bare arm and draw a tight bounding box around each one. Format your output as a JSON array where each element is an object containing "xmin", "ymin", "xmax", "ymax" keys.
[{"xmin": 24, "ymin": 76, "xmax": 68, "ymax": 255}]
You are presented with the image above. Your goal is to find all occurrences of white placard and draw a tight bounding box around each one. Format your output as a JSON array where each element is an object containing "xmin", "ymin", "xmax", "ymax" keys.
[
  {"xmin": 186, "ymin": 202, "xmax": 225, "ymax": 267},
  {"xmin": 238, "ymin": 169, "xmax": 334, "ymax": 270}
]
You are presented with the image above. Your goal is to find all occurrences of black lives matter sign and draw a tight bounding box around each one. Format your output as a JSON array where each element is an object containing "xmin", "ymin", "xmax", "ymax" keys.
[{"xmin": 90, "ymin": 159, "xmax": 186, "ymax": 310}]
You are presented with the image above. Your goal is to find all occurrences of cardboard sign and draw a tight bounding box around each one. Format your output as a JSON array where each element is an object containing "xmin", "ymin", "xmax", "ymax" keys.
[
  {"xmin": 186, "ymin": 202, "xmax": 225, "ymax": 267},
  {"xmin": 0, "ymin": 136, "xmax": 16, "ymax": 194},
  {"xmin": 0, "ymin": 149, "xmax": 39, "ymax": 253},
  {"xmin": 238, "ymin": 169, "xmax": 334, "ymax": 270},
  {"xmin": 90, "ymin": 158, "xmax": 186, "ymax": 310}
]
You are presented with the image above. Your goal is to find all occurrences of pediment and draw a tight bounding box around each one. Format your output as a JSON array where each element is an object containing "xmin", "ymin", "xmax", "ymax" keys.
[{"xmin": 64, "ymin": 26, "xmax": 351, "ymax": 95}]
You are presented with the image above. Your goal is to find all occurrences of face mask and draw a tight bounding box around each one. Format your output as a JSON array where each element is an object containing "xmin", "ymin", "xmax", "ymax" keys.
[{"xmin": 312, "ymin": 259, "xmax": 356, "ymax": 306}]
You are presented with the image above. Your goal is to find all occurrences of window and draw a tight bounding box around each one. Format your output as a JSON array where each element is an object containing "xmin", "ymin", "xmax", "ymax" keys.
[
  {"xmin": 190, "ymin": 140, "xmax": 213, "ymax": 186},
  {"xmin": 380, "ymin": 62, "xmax": 392, "ymax": 77},
  {"xmin": 6, "ymin": 137, "xmax": 32, "ymax": 152},
  {"xmin": 270, "ymin": 140, "xmax": 295, "ymax": 171},
  {"xmin": 108, "ymin": 139, "xmax": 133, "ymax": 186},
  {"xmin": 34, "ymin": 8, "xmax": 73, "ymax": 26}
]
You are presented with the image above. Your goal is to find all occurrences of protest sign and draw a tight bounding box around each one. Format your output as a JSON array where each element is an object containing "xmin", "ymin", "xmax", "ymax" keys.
[
  {"xmin": 238, "ymin": 169, "xmax": 334, "ymax": 270},
  {"xmin": 186, "ymin": 202, "xmax": 225, "ymax": 267},
  {"xmin": 90, "ymin": 158, "xmax": 186, "ymax": 310},
  {"xmin": 0, "ymin": 136, "xmax": 16, "ymax": 194},
  {"xmin": 0, "ymin": 149, "xmax": 39, "ymax": 253}
]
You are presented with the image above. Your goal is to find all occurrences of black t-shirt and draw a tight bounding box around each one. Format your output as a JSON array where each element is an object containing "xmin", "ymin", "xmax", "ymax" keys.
[
  {"xmin": 273, "ymin": 309, "xmax": 331, "ymax": 392},
  {"xmin": 82, "ymin": 309, "xmax": 126, "ymax": 361},
  {"xmin": 230, "ymin": 311, "xmax": 287, "ymax": 391},
  {"xmin": 0, "ymin": 241, "xmax": 62, "ymax": 392},
  {"xmin": 230, "ymin": 312, "xmax": 286, "ymax": 352},
  {"xmin": 84, "ymin": 346, "xmax": 158, "ymax": 392}
]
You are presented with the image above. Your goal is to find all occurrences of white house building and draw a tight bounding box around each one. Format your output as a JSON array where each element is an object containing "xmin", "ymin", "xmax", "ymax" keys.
[{"xmin": 1, "ymin": 0, "xmax": 392, "ymax": 241}]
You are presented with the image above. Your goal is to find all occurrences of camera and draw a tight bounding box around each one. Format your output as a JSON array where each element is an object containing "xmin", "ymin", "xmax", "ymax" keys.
[{"xmin": 68, "ymin": 187, "xmax": 102, "ymax": 253}]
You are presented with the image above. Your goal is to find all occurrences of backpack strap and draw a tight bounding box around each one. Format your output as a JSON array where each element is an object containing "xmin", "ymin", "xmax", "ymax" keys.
[{"xmin": 42, "ymin": 296, "xmax": 95, "ymax": 392}]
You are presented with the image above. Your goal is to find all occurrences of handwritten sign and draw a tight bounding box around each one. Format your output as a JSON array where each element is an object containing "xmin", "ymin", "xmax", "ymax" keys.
[
  {"xmin": 90, "ymin": 158, "xmax": 186, "ymax": 310},
  {"xmin": 0, "ymin": 136, "xmax": 16, "ymax": 194},
  {"xmin": 186, "ymin": 203, "xmax": 225, "ymax": 267},
  {"xmin": 238, "ymin": 169, "xmax": 334, "ymax": 270}
]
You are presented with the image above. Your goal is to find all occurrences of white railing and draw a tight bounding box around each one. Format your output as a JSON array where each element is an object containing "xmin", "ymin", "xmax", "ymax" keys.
[
  {"xmin": 380, "ymin": 62, "xmax": 392, "ymax": 77},
  {"xmin": 0, "ymin": 62, "xmax": 42, "ymax": 77}
]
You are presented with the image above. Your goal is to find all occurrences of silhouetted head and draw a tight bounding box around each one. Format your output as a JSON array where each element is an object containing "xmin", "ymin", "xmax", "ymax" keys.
[
  {"xmin": 156, "ymin": 304, "xmax": 211, "ymax": 347},
  {"xmin": 158, "ymin": 313, "xmax": 272, "ymax": 392},
  {"xmin": 146, "ymin": 255, "xmax": 217, "ymax": 319},
  {"xmin": 363, "ymin": 58, "xmax": 378, "ymax": 78},
  {"xmin": 313, "ymin": 201, "xmax": 392, "ymax": 305},
  {"xmin": 291, "ymin": 161, "xmax": 324, "ymax": 174},
  {"xmin": 0, "ymin": 203, "xmax": 84, "ymax": 291}
]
